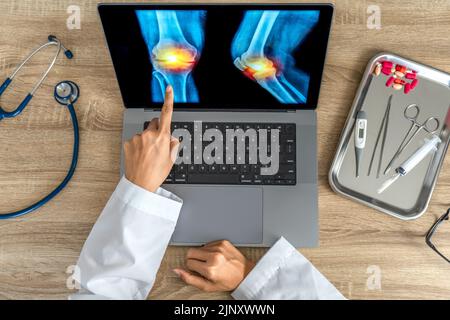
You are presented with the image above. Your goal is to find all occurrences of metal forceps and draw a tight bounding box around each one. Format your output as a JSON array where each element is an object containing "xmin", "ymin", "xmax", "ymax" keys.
[
  {"xmin": 368, "ymin": 95, "xmax": 392, "ymax": 178},
  {"xmin": 384, "ymin": 104, "xmax": 440, "ymax": 174}
]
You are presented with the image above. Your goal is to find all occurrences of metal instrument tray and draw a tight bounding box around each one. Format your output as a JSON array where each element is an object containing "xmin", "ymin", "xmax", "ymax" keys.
[{"xmin": 329, "ymin": 53, "xmax": 450, "ymax": 220}]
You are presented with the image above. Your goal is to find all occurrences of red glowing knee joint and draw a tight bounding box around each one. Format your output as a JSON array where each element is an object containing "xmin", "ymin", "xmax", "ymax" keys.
[
  {"xmin": 153, "ymin": 45, "xmax": 197, "ymax": 73},
  {"xmin": 241, "ymin": 56, "xmax": 278, "ymax": 81}
]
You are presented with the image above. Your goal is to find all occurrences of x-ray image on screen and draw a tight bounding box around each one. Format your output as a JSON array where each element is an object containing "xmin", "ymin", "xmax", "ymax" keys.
[
  {"xmin": 231, "ymin": 10, "xmax": 319, "ymax": 103},
  {"xmin": 98, "ymin": 6, "xmax": 332, "ymax": 108},
  {"xmin": 136, "ymin": 10, "xmax": 206, "ymax": 103}
]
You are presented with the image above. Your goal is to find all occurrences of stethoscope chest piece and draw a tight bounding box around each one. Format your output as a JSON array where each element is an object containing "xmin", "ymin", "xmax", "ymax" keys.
[{"xmin": 55, "ymin": 81, "xmax": 79, "ymax": 105}]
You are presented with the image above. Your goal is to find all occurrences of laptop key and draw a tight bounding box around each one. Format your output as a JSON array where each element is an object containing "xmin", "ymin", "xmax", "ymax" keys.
[
  {"xmin": 165, "ymin": 173, "xmax": 174, "ymax": 183},
  {"xmin": 280, "ymin": 155, "xmax": 296, "ymax": 164},
  {"xmin": 240, "ymin": 174, "xmax": 253, "ymax": 183},
  {"xmin": 188, "ymin": 174, "xmax": 239, "ymax": 184},
  {"xmin": 286, "ymin": 124, "xmax": 295, "ymax": 135},
  {"xmin": 286, "ymin": 143, "xmax": 295, "ymax": 154},
  {"xmin": 253, "ymin": 175, "xmax": 262, "ymax": 184},
  {"xmin": 279, "ymin": 164, "xmax": 296, "ymax": 174},
  {"xmin": 174, "ymin": 173, "xmax": 187, "ymax": 183},
  {"xmin": 240, "ymin": 164, "xmax": 250, "ymax": 173}
]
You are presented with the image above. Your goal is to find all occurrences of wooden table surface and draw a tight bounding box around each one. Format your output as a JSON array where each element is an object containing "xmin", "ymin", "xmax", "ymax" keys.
[{"xmin": 0, "ymin": 0, "xmax": 449, "ymax": 300}]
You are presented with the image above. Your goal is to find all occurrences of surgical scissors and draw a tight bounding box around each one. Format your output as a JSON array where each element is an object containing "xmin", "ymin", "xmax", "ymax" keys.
[{"xmin": 384, "ymin": 104, "xmax": 440, "ymax": 174}]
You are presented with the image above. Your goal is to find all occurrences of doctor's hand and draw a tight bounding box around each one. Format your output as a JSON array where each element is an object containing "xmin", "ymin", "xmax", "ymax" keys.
[
  {"xmin": 124, "ymin": 85, "xmax": 179, "ymax": 193},
  {"xmin": 174, "ymin": 240, "xmax": 256, "ymax": 292}
]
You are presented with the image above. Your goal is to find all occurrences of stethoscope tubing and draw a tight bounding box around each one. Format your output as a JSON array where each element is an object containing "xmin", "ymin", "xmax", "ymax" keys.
[
  {"xmin": 0, "ymin": 36, "xmax": 79, "ymax": 219},
  {"xmin": 0, "ymin": 102, "xmax": 79, "ymax": 219},
  {"xmin": 0, "ymin": 39, "xmax": 64, "ymax": 120},
  {"xmin": 10, "ymin": 41, "xmax": 62, "ymax": 94}
]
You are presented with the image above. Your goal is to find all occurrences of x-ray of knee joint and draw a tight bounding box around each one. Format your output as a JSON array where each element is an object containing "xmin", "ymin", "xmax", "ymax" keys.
[
  {"xmin": 122, "ymin": 8, "xmax": 328, "ymax": 108},
  {"xmin": 231, "ymin": 10, "xmax": 319, "ymax": 103},
  {"xmin": 136, "ymin": 10, "xmax": 206, "ymax": 103}
]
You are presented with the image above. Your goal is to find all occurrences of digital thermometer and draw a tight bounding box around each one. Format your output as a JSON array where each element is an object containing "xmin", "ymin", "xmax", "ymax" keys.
[{"xmin": 354, "ymin": 111, "xmax": 367, "ymax": 177}]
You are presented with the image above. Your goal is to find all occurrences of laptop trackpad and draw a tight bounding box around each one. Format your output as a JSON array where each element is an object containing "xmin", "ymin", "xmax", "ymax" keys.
[{"xmin": 168, "ymin": 186, "xmax": 263, "ymax": 245}]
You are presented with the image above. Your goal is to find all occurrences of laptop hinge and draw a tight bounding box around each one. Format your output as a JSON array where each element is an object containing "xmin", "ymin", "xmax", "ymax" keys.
[{"xmin": 143, "ymin": 108, "xmax": 300, "ymax": 112}]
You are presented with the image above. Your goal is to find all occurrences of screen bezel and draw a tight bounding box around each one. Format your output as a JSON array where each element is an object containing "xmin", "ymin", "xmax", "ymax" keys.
[{"xmin": 98, "ymin": 3, "xmax": 334, "ymax": 110}]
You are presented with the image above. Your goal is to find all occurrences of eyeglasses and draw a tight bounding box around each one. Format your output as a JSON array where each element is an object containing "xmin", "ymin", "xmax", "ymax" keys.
[{"xmin": 426, "ymin": 208, "xmax": 450, "ymax": 263}]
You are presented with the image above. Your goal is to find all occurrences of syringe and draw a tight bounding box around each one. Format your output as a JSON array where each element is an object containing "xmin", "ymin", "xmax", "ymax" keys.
[{"xmin": 377, "ymin": 135, "xmax": 441, "ymax": 194}]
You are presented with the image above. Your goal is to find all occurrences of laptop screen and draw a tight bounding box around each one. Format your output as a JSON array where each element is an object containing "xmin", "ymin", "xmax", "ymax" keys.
[{"xmin": 98, "ymin": 4, "xmax": 333, "ymax": 110}]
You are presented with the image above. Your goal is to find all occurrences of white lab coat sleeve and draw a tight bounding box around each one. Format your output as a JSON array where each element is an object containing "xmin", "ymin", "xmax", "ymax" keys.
[
  {"xmin": 232, "ymin": 237, "xmax": 345, "ymax": 300},
  {"xmin": 69, "ymin": 176, "xmax": 183, "ymax": 300}
]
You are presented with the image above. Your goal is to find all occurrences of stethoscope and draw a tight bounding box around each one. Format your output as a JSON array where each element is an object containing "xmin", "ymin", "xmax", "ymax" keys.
[{"xmin": 0, "ymin": 35, "xmax": 80, "ymax": 219}]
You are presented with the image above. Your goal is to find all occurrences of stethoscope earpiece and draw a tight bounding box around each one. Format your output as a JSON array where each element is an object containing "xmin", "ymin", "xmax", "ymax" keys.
[
  {"xmin": 54, "ymin": 81, "xmax": 79, "ymax": 105},
  {"xmin": 64, "ymin": 50, "xmax": 73, "ymax": 59},
  {"xmin": 48, "ymin": 34, "xmax": 73, "ymax": 59}
]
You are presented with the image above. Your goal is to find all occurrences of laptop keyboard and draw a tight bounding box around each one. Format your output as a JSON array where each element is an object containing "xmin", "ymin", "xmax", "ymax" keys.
[{"xmin": 143, "ymin": 121, "xmax": 296, "ymax": 185}]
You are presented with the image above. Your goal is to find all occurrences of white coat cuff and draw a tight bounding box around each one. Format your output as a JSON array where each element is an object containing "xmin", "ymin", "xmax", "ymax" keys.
[
  {"xmin": 116, "ymin": 176, "xmax": 183, "ymax": 222},
  {"xmin": 232, "ymin": 237, "xmax": 298, "ymax": 300}
]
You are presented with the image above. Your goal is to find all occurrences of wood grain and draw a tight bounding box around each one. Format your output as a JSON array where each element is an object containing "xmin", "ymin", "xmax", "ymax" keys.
[{"xmin": 0, "ymin": 0, "xmax": 449, "ymax": 300}]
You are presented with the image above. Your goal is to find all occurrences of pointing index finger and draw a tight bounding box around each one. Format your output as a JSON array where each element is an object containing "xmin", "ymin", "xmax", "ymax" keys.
[{"xmin": 160, "ymin": 85, "xmax": 174, "ymax": 133}]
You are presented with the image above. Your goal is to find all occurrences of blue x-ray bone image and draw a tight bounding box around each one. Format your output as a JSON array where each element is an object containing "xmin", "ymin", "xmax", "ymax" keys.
[
  {"xmin": 231, "ymin": 10, "xmax": 320, "ymax": 103},
  {"xmin": 136, "ymin": 10, "xmax": 206, "ymax": 103}
]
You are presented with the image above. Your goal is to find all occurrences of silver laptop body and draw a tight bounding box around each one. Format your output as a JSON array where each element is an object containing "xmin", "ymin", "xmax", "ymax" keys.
[{"xmin": 99, "ymin": 3, "xmax": 334, "ymax": 247}]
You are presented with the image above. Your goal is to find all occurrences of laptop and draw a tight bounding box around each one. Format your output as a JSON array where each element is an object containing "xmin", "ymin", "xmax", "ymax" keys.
[{"xmin": 98, "ymin": 3, "xmax": 333, "ymax": 247}]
